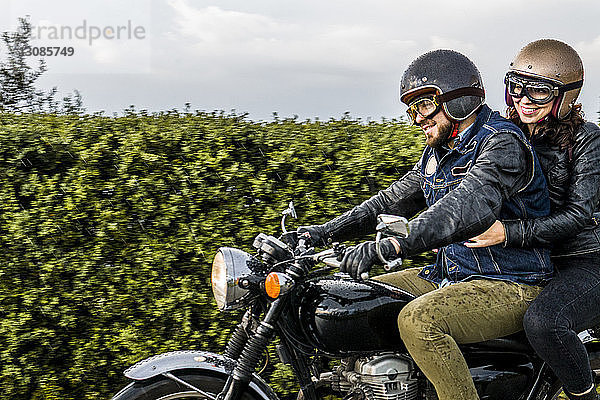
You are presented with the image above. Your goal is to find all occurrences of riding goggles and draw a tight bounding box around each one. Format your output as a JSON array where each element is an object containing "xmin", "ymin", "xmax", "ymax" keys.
[
  {"xmin": 504, "ymin": 72, "xmax": 583, "ymax": 105},
  {"xmin": 406, "ymin": 96, "xmax": 441, "ymax": 123},
  {"xmin": 405, "ymin": 87, "xmax": 485, "ymax": 124}
]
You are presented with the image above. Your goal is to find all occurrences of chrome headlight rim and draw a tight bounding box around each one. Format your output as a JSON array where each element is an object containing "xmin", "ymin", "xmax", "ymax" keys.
[{"xmin": 211, "ymin": 247, "xmax": 253, "ymax": 311}]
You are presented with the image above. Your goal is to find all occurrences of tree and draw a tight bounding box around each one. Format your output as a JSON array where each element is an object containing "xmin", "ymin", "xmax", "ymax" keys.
[{"xmin": 0, "ymin": 17, "xmax": 84, "ymax": 113}]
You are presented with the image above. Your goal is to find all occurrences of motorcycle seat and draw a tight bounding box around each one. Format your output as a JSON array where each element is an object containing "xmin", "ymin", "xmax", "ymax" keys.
[{"xmin": 462, "ymin": 331, "xmax": 533, "ymax": 353}]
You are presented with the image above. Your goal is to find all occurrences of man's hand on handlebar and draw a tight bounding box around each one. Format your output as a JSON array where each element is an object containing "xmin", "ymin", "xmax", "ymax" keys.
[{"xmin": 340, "ymin": 238, "xmax": 400, "ymax": 280}]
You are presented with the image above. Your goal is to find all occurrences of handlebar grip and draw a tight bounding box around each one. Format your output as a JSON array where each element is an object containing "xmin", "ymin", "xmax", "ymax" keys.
[{"xmin": 322, "ymin": 257, "xmax": 340, "ymax": 268}]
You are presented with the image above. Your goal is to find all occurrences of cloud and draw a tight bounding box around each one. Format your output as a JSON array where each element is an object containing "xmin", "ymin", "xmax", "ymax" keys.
[
  {"xmin": 429, "ymin": 36, "xmax": 476, "ymax": 56},
  {"xmin": 166, "ymin": 1, "xmax": 284, "ymax": 44},
  {"xmin": 575, "ymin": 36, "xmax": 600, "ymax": 67},
  {"xmin": 573, "ymin": 36, "xmax": 600, "ymax": 117},
  {"xmin": 165, "ymin": 1, "xmax": 416, "ymax": 80}
]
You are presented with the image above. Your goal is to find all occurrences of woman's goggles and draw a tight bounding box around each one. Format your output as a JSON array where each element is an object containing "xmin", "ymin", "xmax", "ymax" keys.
[
  {"xmin": 406, "ymin": 96, "xmax": 441, "ymax": 124},
  {"xmin": 504, "ymin": 73, "xmax": 583, "ymax": 105}
]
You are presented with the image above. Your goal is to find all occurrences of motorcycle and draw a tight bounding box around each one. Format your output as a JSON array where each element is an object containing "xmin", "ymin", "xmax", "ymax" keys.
[{"xmin": 112, "ymin": 202, "xmax": 600, "ymax": 400}]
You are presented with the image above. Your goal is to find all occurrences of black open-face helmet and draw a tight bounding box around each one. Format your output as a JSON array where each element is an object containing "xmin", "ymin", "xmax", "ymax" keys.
[{"xmin": 400, "ymin": 49, "xmax": 485, "ymax": 122}]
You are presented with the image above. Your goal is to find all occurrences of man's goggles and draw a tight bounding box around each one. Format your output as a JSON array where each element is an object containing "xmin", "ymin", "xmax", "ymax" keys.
[
  {"xmin": 404, "ymin": 87, "xmax": 485, "ymax": 125},
  {"xmin": 406, "ymin": 96, "xmax": 441, "ymax": 123},
  {"xmin": 504, "ymin": 72, "xmax": 583, "ymax": 105}
]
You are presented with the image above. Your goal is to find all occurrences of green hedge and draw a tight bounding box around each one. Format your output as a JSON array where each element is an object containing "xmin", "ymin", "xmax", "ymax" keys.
[{"xmin": 0, "ymin": 111, "xmax": 430, "ymax": 399}]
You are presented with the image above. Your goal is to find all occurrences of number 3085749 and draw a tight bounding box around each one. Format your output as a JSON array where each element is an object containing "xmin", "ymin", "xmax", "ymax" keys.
[{"xmin": 24, "ymin": 46, "xmax": 75, "ymax": 57}]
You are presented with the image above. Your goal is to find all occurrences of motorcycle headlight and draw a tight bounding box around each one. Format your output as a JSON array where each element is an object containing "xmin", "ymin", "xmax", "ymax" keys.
[{"xmin": 211, "ymin": 247, "xmax": 253, "ymax": 311}]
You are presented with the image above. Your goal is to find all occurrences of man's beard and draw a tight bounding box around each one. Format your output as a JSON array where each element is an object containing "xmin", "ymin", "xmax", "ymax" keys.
[{"xmin": 425, "ymin": 119, "xmax": 453, "ymax": 149}]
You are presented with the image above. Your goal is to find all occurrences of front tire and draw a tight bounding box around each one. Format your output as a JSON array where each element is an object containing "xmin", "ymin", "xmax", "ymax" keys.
[{"xmin": 112, "ymin": 372, "xmax": 260, "ymax": 400}]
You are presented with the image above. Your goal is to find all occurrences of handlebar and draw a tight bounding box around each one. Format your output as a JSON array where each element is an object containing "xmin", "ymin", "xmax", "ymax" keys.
[
  {"xmin": 311, "ymin": 222, "xmax": 404, "ymax": 275},
  {"xmin": 281, "ymin": 204, "xmax": 405, "ymax": 280},
  {"xmin": 312, "ymin": 248, "xmax": 340, "ymax": 268},
  {"xmin": 311, "ymin": 248, "xmax": 369, "ymax": 280}
]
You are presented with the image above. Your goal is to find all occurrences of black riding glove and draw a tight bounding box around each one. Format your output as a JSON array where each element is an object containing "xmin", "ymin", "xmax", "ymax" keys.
[
  {"xmin": 297, "ymin": 225, "xmax": 329, "ymax": 247},
  {"xmin": 340, "ymin": 238, "xmax": 399, "ymax": 279}
]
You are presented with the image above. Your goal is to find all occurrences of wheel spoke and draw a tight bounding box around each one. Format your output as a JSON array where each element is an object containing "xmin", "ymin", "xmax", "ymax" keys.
[{"xmin": 162, "ymin": 372, "xmax": 218, "ymax": 400}]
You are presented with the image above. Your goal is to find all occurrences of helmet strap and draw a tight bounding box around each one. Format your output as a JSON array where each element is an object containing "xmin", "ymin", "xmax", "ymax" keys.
[
  {"xmin": 450, "ymin": 123, "xmax": 460, "ymax": 139},
  {"xmin": 505, "ymin": 87, "xmax": 514, "ymax": 107},
  {"xmin": 550, "ymin": 93, "xmax": 564, "ymax": 119},
  {"xmin": 437, "ymin": 87, "xmax": 485, "ymax": 104},
  {"xmin": 537, "ymin": 116, "xmax": 551, "ymax": 124}
]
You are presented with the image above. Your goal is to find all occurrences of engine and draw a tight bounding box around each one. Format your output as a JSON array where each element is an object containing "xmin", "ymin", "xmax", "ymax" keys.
[{"xmin": 327, "ymin": 353, "xmax": 419, "ymax": 400}]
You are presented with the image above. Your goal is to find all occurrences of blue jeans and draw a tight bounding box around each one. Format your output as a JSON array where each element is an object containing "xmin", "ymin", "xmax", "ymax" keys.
[{"xmin": 523, "ymin": 252, "xmax": 600, "ymax": 394}]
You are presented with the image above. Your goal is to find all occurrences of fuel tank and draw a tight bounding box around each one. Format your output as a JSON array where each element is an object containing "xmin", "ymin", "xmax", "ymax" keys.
[{"xmin": 291, "ymin": 274, "xmax": 416, "ymax": 355}]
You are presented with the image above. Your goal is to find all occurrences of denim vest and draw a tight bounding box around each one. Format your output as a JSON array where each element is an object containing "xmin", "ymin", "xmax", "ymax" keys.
[{"xmin": 417, "ymin": 105, "xmax": 553, "ymax": 286}]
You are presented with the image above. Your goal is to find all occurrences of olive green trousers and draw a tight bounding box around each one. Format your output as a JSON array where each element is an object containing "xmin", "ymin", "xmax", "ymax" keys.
[{"xmin": 375, "ymin": 268, "xmax": 542, "ymax": 400}]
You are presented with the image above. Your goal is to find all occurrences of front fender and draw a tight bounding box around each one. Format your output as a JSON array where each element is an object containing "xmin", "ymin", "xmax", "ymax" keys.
[{"xmin": 124, "ymin": 350, "xmax": 279, "ymax": 400}]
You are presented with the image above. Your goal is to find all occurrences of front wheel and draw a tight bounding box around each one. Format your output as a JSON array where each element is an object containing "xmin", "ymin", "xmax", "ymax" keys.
[{"xmin": 112, "ymin": 372, "xmax": 260, "ymax": 400}]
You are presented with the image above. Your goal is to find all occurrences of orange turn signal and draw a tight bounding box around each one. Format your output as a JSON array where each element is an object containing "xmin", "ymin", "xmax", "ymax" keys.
[{"xmin": 265, "ymin": 273, "xmax": 281, "ymax": 299}]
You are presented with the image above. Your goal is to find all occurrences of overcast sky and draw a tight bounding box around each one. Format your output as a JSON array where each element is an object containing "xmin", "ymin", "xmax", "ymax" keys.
[{"xmin": 3, "ymin": 0, "xmax": 600, "ymax": 121}]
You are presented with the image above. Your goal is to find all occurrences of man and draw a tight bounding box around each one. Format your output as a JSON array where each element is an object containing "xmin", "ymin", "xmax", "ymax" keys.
[{"xmin": 299, "ymin": 50, "xmax": 553, "ymax": 400}]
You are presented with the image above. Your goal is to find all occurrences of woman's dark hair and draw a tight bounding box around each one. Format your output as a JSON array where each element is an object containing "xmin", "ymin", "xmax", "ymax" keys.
[{"xmin": 507, "ymin": 104, "xmax": 585, "ymax": 150}]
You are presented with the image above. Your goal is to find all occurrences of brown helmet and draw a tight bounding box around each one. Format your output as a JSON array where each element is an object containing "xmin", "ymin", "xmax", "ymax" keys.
[{"xmin": 506, "ymin": 39, "xmax": 584, "ymax": 119}]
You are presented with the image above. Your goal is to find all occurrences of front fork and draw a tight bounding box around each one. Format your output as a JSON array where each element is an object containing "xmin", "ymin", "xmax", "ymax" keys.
[{"xmin": 219, "ymin": 298, "xmax": 285, "ymax": 400}]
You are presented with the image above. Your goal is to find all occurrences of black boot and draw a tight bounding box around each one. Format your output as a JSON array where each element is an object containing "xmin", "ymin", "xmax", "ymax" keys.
[{"xmin": 565, "ymin": 385, "xmax": 600, "ymax": 400}]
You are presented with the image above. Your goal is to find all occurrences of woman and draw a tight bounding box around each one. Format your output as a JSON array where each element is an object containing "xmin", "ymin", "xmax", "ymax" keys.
[{"xmin": 466, "ymin": 39, "xmax": 600, "ymax": 400}]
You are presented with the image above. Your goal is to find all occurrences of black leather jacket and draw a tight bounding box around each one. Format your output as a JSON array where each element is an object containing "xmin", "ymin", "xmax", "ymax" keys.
[
  {"xmin": 503, "ymin": 122, "xmax": 600, "ymax": 257},
  {"xmin": 318, "ymin": 116, "xmax": 535, "ymax": 257}
]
